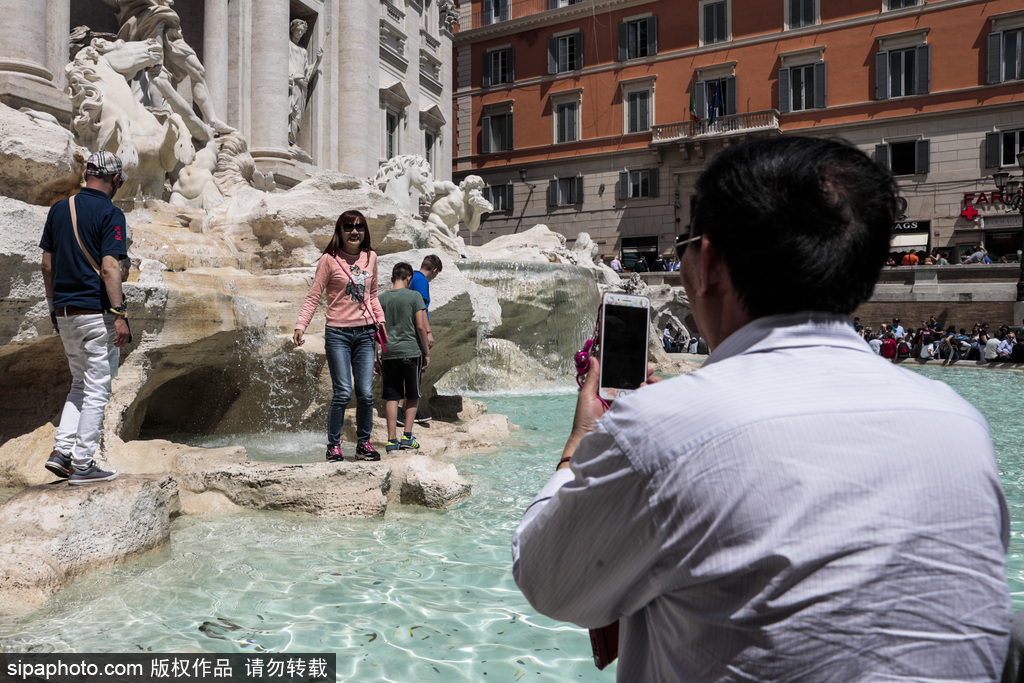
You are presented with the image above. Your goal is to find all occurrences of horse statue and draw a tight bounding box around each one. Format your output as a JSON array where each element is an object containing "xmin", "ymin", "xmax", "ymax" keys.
[
  {"xmin": 373, "ymin": 154, "xmax": 435, "ymax": 214},
  {"xmin": 66, "ymin": 37, "xmax": 195, "ymax": 199}
]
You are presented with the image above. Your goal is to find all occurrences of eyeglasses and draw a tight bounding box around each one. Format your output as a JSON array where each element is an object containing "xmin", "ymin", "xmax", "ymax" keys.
[
  {"xmin": 342, "ymin": 223, "xmax": 366, "ymax": 232},
  {"xmin": 674, "ymin": 232, "xmax": 702, "ymax": 260}
]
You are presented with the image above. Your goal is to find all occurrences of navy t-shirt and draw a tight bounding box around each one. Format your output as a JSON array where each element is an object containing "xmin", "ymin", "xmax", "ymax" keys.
[
  {"xmin": 39, "ymin": 187, "xmax": 128, "ymax": 309},
  {"xmin": 410, "ymin": 270, "xmax": 431, "ymax": 319}
]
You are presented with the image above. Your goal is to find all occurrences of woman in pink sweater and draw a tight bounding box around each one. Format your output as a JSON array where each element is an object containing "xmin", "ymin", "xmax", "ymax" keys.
[{"xmin": 293, "ymin": 210, "xmax": 386, "ymax": 461}]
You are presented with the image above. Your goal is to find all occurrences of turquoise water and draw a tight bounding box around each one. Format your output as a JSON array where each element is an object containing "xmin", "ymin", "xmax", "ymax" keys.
[{"xmin": 2, "ymin": 367, "xmax": 1023, "ymax": 679}]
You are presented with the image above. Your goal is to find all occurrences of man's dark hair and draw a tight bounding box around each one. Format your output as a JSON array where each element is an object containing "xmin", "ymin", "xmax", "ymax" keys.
[
  {"xmin": 420, "ymin": 254, "xmax": 443, "ymax": 273},
  {"xmin": 693, "ymin": 136, "xmax": 897, "ymax": 317},
  {"xmin": 392, "ymin": 261, "xmax": 414, "ymax": 282}
]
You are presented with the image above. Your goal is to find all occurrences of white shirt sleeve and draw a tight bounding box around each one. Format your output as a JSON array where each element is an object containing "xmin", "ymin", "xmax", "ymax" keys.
[{"xmin": 512, "ymin": 428, "xmax": 663, "ymax": 629}]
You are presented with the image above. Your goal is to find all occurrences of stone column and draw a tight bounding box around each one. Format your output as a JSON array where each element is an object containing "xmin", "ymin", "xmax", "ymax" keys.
[
  {"xmin": 0, "ymin": 0, "xmax": 70, "ymax": 121},
  {"xmin": 46, "ymin": 0, "xmax": 70, "ymax": 94},
  {"xmin": 336, "ymin": 0, "xmax": 380, "ymax": 178},
  {"xmin": 204, "ymin": 0, "xmax": 229, "ymax": 125},
  {"xmin": 249, "ymin": 0, "xmax": 291, "ymax": 156}
]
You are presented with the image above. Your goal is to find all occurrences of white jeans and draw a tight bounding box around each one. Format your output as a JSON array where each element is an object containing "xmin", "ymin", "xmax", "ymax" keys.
[{"xmin": 54, "ymin": 313, "xmax": 119, "ymax": 468}]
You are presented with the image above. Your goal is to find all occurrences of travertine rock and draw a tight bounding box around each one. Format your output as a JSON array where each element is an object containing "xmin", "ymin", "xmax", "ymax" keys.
[
  {"xmin": 0, "ymin": 103, "xmax": 86, "ymax": 207},
  {"xmin": 0, "ymin": 475, "xmax": 179, "ymax": 617},
  {"xmin": 172, "ymin": 451, "xmax": 391, "ymax": 518},
  {"xmin": 391, "ymin": 455, "xmax": 471, "ymax": 509}
]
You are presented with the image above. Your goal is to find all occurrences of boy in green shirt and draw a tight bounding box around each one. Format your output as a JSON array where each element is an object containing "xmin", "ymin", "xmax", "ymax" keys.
[{"xmin": 377, "ymin": 262, "xmax": 431, "ymax": 453}]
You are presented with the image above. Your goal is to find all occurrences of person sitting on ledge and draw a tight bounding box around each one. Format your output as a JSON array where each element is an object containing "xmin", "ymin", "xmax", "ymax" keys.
[{"xmin": 998, "ymin": 331, "xmax": 1016, "ymax": 360}]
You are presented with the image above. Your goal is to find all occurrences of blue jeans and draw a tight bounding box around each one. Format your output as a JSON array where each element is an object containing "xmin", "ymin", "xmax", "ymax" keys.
[{"xmin": 324, "ymin": 325, "xmax": 375, "ymax": 446}]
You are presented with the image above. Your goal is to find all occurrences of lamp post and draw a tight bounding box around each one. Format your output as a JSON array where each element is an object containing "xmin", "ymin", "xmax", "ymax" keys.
[
  {"xmin": 992, "ymin": 149, "xmax": 1024, "ymax": 303},
  {"xmin": 518, "ymin": 168, "xmax": 536, "ymax": 190}
]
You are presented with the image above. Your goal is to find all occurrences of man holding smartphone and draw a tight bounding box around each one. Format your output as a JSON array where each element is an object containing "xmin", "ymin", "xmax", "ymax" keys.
[{"xmin": 512, "ymin": 137, "xmax": 1010, "ymax": 681}]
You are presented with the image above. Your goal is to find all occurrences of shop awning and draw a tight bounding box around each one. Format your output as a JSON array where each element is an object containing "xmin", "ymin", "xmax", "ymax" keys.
[{"xmin": 890, "ymin": 234, "xmax": 929, "ymax": 249}]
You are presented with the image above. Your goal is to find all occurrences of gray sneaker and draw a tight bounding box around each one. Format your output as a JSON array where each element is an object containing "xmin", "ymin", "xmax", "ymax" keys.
[
  {"xmin": 44, "ymin": 450, "xmax": 73, "ymax": 478},
  {"xmin": 68, "ymin": 461, "xmax": 119, "ymax": 485}
]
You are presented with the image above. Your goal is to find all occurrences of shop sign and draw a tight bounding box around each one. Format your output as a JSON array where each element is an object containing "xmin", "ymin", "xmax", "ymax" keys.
[
  {"xmin": 962, "ymin": 189, "xmax": 1023, "ymax": 220},
  {"xmin": 892, "ymin": 220, "xmax": 930, "ymax": 233}
]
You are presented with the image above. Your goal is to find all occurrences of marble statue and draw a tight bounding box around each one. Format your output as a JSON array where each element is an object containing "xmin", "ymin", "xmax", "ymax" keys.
[
  {"xmin": 288, "ymin": 19, "xmax": 324, "ymax": 148},
  {"xmin": 169, "ymin": 138, "xmax": 223, "ymax": 209},
  {"xmin": 373, "ymin": 154, "xmax": 436, "ymax": 214},
  {"xmin": 426, "ymin": 175, "xmax": 493, "ymax": 238},
  {"xmin": 438, "ymin": 0, "xmax": 460, "ymax": 32},
  {"xmin": 98, "ymin": 0, "xmax": 233, "ymax": 135},
  {"xmin": 66, "ymin": 37, "xmax": 195, "ymax": 198}
]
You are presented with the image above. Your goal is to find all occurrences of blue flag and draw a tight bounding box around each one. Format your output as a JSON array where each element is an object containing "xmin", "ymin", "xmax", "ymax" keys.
[{"xmin": 708, "ymin": 83, "xmax": 719, "ymax": 125}]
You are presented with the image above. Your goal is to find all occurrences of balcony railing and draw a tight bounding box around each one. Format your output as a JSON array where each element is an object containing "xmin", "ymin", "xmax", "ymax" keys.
[
  {"xmin": 455, "ymin": 0, "xmax": 589, "ymax": 32},
  {"xmin": 652, "ymin": 110, "xmax": 781, "ymax": 142}
]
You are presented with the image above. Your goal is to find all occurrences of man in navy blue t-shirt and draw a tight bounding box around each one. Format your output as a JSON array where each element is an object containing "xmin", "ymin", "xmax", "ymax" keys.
[{"xmin": 39, "ymin": 151, "xmax": 131, "ymax": 485}]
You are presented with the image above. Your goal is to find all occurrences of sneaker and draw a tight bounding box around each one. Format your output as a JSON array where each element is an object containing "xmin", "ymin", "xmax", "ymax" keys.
[
  {"xmin": 45, "ymin": 450, "xmax": 73, "ymax": 478},
  {"xmin": 385, "ymin": 439, "xmax": 401, "ymax": 454},
  {"xmin": 326, "ymin": 444, "xmax": 344, "ymax": 462},
  {"xmin": 413, "ymin": 414, "xmax": 433, "ymax": 425},
  {"xmin": 67, "ymin": 460, "xmax": 118, "ymax": 486},
  {"xmin": 399, "ymin": 435, "xmax": 420, "ymax": 450},
  {"xmin": 356, "ymin": 442, "xmax": 380, "ymax": 461}
]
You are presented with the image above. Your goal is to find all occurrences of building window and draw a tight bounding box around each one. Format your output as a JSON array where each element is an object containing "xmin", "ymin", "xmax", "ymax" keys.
[
  {"xmin": 625, "ymin": 90, "xmax": 650, "ymax": 133},
  {"xmin": 385, "ymin": 111, "xmax": 400, "ymax": 159},
  {"xmin": 988, "ymin": 28, "xmax": 1024, "ymax": 84},
  {"xmin": 547, "ymin": 176, "xmax": 584, "ymax": 206},
  {"xmin": 985, "ymin": 129, "xmax": 1024, "ymax": 168},
  {"xmin": 481, "ymin": 111, "xmax": 513, "ymax": 153},
  {"xmin": 618, "ymin": 16, "xmax": 658, "ymax": 61},
  {"xmin": 788, "ymin": 0, "xmax": 817, "ymax": 28},
  {"xmin": 621, "ymin": 236, "xmax": 658, "ymax": 271},
  {"xmin": 548, "ymin": 0, "xmax": 585, "ymax": 7},
  {"xmin": 548, "ymin": 32, "xmax": 583, "ymax": 73},
  {"xmin": 482, "ymin": 0, "xmax": 509, "ymax": 25},
  {"xmin": 886, "ymin": 0, "xmax": 917, "ymax": 9},
  {"xmin": 618, "ymin": 168, "xmax": 660, "ymax": 200},
  {"xmin": 701, "ymin": 1, "xmax": 729, "ymax": 45},
  {"xmin": 424, "ymin": 131, "xmax": 435, "ymax": 168},
  {"xmin": 779, "ymin": 62, "xmax": 826, "ymax": 112},
  {"xmin": 483, "ymin": 183, "xmax": 514, "ymax": 212},
  {"xmin": 876, "ymin": 139, "xmax": 930, "ymax": 176},
  {"xmin": 694, "ymin": 76, "xmax": 736, "ymax": 120},
  {"xmin": 875, "ymin": 45, "xmax": 930, "ymax": 99},
  {"xmin": 482, "ymin": 47, "xmax": 514, "ymax": 87},
  {"xmin": 555, "ymin": 101, "xmax": 578, "ymax": 143}
]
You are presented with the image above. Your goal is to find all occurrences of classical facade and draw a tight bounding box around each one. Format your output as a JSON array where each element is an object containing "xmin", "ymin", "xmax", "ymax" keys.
[
  {"xmin": 452, "ymin": 0, "xmax": 1024, "ymax": 267},
  {"xmin": 0, "ymin": 0, "xmax": 456, "ymax": 187}
]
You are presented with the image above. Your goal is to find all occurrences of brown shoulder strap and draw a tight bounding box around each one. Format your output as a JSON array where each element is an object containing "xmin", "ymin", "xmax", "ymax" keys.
[{"xmin": 69, "ymin": 194, "xmax": 101, "ymax": 276}]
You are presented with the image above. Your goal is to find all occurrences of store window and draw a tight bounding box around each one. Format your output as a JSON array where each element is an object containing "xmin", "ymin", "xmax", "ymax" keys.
[{"xmin": 622, "ymin": 236, "xmax": 659, "ymax": 271}]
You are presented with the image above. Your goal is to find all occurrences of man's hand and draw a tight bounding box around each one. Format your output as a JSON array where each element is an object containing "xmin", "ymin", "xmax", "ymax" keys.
[
  {"xmin": 422, "ymin": 352, "xmax": 430, "ymax": 369},
  {"xmin": 427, "ymin": 331, "xmax": 434, "ymax": 349},
  {"xmin": 560, "ymin": 359, "xmax": 661, "ymax": 470},
  {"xmin": 112, "ymin": 317, "xmax": 131, "ymax": 347},
  {"xmin": 50, "ymin": 310, "xmax": 60, "ymax": 334}
]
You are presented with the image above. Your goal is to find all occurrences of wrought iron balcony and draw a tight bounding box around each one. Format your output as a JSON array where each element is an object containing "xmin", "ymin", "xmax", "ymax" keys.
[
  {"xmin": 651, "ymin": 110, "xmax": 781, "ymax": 142},
  {"xmin": 455, "ymin": 0, "xmax": 589, "ymax": 32}
]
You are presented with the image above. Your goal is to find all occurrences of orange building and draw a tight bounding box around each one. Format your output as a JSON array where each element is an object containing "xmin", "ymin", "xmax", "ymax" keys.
[{"xmin": 452, "ymin": 0, "xmax": 1024, "ymax": 268}]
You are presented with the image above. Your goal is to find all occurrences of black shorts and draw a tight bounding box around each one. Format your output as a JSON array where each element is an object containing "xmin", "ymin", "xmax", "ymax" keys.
[{"xmin": 381, "ymin": 357, "xmax": 422, "ymax": 401}]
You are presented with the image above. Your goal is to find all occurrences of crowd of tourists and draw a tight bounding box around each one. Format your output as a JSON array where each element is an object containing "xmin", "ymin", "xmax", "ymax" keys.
[
  {"xmin": 856, "ymin": 315, "xmax": 1024, "ymax": 365},
  {"xmin": 888, "ymin": 244, "xmax": 1018, "ymax": 266}
]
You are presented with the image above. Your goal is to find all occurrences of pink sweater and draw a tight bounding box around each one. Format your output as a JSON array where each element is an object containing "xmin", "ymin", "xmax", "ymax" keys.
[{"xmin": 294, "ymin": 250, "xmax": 386, "ymax": 331}]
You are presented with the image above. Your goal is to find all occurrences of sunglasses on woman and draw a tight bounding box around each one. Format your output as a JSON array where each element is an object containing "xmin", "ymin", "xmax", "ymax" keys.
[{"xmin": 342, "ymin": 223, "xmax": 366, "ymax": 232}]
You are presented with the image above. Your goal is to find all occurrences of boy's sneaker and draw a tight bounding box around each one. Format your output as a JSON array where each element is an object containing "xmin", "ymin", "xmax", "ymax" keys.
[
  {"xmin": 67, "ymin": 461, "xmax": 118, "ymax": 486},
  {"xmin": 399, "ymin": 435, "xmax": 420, "ymax": 450},
  {"xmin": 44, "ymin": 450, "xmax": 73, "ymax": 478},
  {"xmin": 356, "ymin": 442, "xmax": 380, "ymax": 461},
  {"xmin": 413, "ymin": 414, "xmax": 432, "ymax": 425},
  {"xmin": 385, "ymin": 439, "xmax": 401, "ymax": 454},
  {"xmin": 326, "ymin": 444, "xmax": 344, "ymax": 462}
]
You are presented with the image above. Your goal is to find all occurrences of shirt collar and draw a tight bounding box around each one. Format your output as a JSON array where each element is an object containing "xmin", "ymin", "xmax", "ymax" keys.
[
  {"xmin": 77, "ymin": 187, "xmax": 110, "ymax": 200},
  {"xmin": 703, "ymin": 312, "xmax": 872, "ymax": 367}
]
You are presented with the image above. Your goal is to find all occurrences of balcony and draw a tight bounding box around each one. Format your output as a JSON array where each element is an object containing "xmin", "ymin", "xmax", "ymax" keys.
[
  {"xmin": 652, "ymin": 110, "xmax": 781, "ymax": 143},
  {"xmin": 455, "ymin": 0, "xmax": 589, "ymax": 32}
]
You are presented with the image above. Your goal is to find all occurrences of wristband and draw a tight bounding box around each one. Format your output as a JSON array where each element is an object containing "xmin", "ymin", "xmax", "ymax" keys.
[
  {"xmin": 556, "ymin": 455, "xmax": 572, "ymax": 470},
  {"xmin": 427, "ymin": 330, "xmax": 432, "ymax": 334},
  {"xmin": 109, "ymin": 303, "xmax": 127, "ymax": 316}
]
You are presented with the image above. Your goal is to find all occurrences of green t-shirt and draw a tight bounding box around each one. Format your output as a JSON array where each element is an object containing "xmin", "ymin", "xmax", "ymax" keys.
[{"xmin": 378, "ymin": 287, "xmax": 426, "ymax": 360}]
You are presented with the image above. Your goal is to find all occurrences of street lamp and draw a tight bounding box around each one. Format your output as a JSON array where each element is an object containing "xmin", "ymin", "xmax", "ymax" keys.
[
  {"xmin": 519, "ymin": 168, "xmax": 536, "ymax": 190},
  {"xmin": 992, "ymin": 149, "xmax": 1024, "ymax": 302}
]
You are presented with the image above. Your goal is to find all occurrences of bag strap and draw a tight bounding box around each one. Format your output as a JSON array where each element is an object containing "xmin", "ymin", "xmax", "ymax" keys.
[
  {"xmin": 333, "ymin": 254, "xmax": 380, "ymax": 327},
  {"xmin": 69, "ymin": 195, "xmax": 101, "ymax": 277}
]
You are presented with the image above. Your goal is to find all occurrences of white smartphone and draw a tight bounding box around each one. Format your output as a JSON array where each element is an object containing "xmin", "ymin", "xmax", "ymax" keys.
[{"xmin": 598, "ymin": 292, "xmax": 650, "ymax": 402}]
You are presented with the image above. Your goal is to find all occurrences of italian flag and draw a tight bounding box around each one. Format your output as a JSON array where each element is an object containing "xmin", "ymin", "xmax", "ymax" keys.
[{"xmin": 689, "ymin": 83, "xmax": 700, "ymax": 122}]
